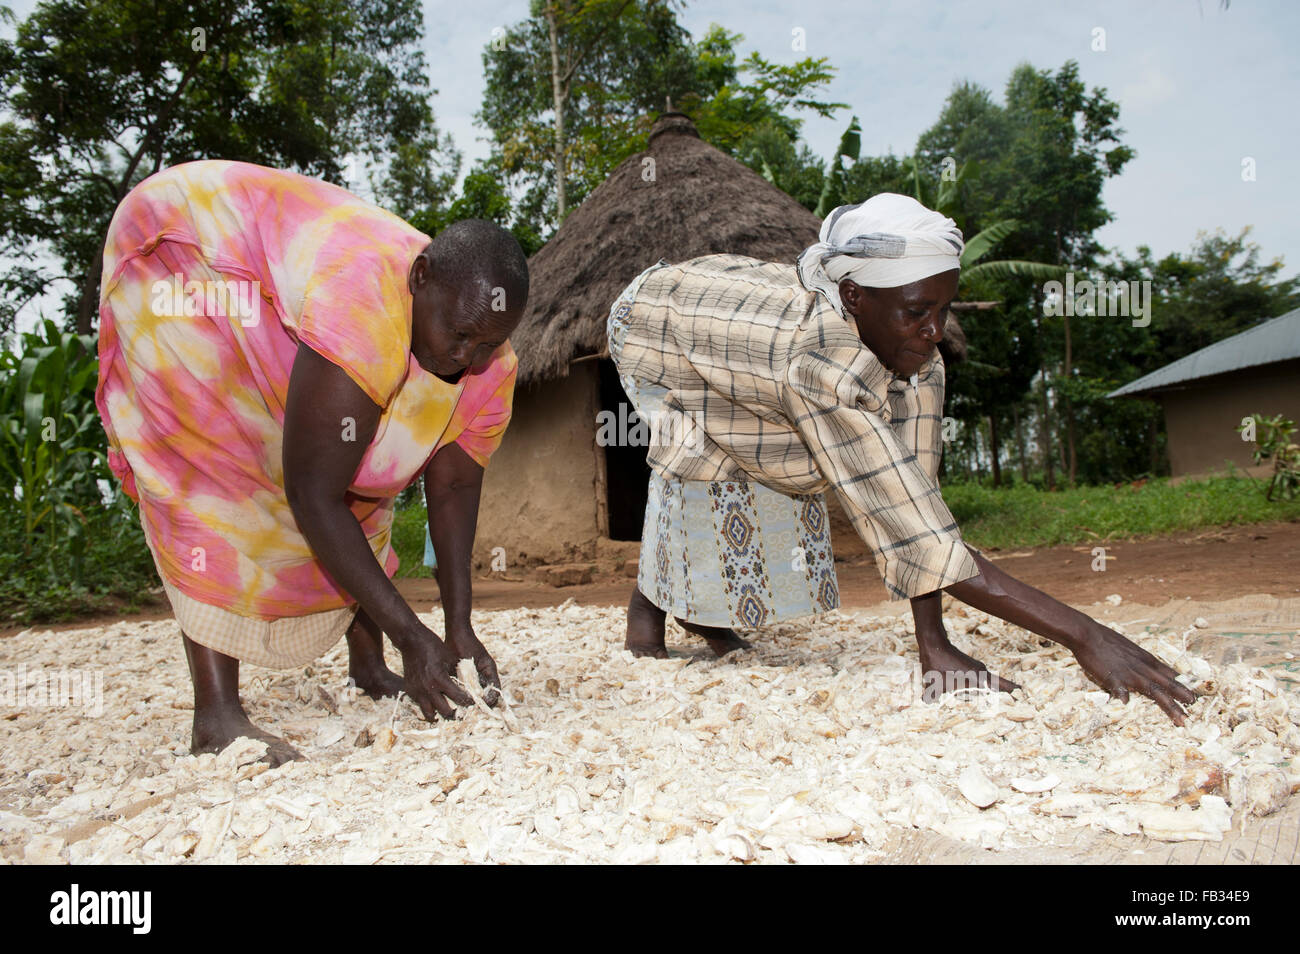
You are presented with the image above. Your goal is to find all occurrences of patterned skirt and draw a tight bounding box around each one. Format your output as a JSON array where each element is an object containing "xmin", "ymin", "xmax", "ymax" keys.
[
  {"xmin": 637, "ymin": 473, "xmax": 840, "ymax": 629},
  {"xmin": 610, "ymin": 262, "xmax": 840, "ymax": 630}
]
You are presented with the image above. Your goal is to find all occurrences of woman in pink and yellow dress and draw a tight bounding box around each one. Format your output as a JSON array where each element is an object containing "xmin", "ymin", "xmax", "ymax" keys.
[{"xmin": 96, "ymin": 160, "xmax": 528, "ymax": 763}]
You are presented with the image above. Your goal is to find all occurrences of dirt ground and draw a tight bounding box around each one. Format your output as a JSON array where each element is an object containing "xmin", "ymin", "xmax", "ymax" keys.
[
  {"xmin": 431, "ymin": 518, "xmax": 1300, "ymax": 615},
  {"xmin": 8, "ymin": 519, "xmax": 1297, "ymax": 639}
]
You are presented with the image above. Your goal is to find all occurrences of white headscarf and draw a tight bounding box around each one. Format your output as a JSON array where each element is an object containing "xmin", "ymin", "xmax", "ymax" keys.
[{"xmin": 796, "ymin": 193, "xmax": 964, "ymax": 313}]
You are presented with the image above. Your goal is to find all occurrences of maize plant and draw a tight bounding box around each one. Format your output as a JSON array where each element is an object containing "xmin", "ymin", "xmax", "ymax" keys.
[{"xmin": 0, "ymin": 319, "xmax": 109, "ymax": 572}]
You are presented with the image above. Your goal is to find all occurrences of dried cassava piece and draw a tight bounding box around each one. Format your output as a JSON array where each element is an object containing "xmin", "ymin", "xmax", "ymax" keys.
[
  {"xmin": 957, "ymin": 766, "xmax": 999, "ymax": 808},
  {"xmin": 1010, "ymin": 774, "xmax": 1060, "ymax": 794},
  {"xmin": 1243, "ymin": 768, "xmax": 1290, "ymax": 817},
  {"xmin": 1128, "ymin": 796, "xmax": 1233, "ymax": 841}
]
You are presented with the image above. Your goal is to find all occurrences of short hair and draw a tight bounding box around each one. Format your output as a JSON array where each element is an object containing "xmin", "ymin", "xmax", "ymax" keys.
[{"xmin": 424, "ymin": 219, "xmax": 529, "ymax": 320}]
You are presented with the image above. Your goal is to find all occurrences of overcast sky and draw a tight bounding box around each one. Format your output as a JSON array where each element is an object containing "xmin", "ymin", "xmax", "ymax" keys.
[
  {"xmin": 4, "ymin": 0, "xmax": 1297, "ymax": 331},
  {"xmin": 422, "ymin": 0, "xmax": 1298, "ymax": 277}
]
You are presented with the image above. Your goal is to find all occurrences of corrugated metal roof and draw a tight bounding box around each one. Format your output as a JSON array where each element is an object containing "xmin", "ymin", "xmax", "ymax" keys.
[{"xmin": 1109, "ymin": 307, "xmax": 1300, "ymax": 397}]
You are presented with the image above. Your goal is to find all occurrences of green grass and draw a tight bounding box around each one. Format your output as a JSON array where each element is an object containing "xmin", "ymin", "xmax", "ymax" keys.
[
  {"xmin": 388, "ymin": 474, "xmax": 1300, "ymax": 571},
  {"xmin": 0, "ymin": 500, "xmax": 161, "ymax": 625},
  {"xmin": 943, "ymin": 474, "xmax": 1300, "ymax": 550}
]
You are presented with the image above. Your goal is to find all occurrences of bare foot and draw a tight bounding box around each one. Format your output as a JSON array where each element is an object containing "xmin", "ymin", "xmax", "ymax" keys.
[
  {"xmin": 191, "ymin": 709, "xmax": 301, "ymax": 766},
  {"xmin": 350, "ymin": 664, "xmax": 405, "ymax": 699},
  {"xmin": 917, "ymin": 641, "xmax": 1020, "ymax": 705},
  {"xmin": 624, "ymin": 586, "xmax": 753, "ymax": 658},
  {"xmin": 182, "ymin": 632, "xmax": 300, "ymax": 766},
  {"xmin": 625, "ymin": 586, "xmax": 669, "ymax": 658},
  {"xmin": 676, "ymin": 619, "xmax": 752, "ymax": 658}
]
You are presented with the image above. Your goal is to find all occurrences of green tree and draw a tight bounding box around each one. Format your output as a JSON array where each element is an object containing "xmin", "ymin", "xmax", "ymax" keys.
[
  {"xmin": 741, "ymin": 120, "xmax": 826, "ymax": 213},
  {"xmin": 479, "ymin": 13, "xmax": 843, "ymax": 235},
  {"xmin": 408, "ymin": 164, "xmax": 545, "ymax": 257},
  {"xmin": 837, "ymin": 153, "xmax": 913, "ymax": 206},
  {"xmin": 996, "ymin": 61, "xmax": 1134, "ymax": 486},
  {"xmin": 0, "ymin": 0, "xmax": 458, "ymax": 335},
  {"xmin": 868, "ymin": 64, "xmax": 1133, "ymax": 486},
  {"xmin": 680, "ymin": 26, "xmax": 844, "ymax": 157},
  {"xmin": 1118, "ymin": 227, "xmax": 1300, "ymax": 368},
  {"xmin": 479, "ymin": 0, "xmax": 695, "ymax": 231},
  {"xmin": 913, "ymin": 80, "xmax": 1012, "ymax": 237}
]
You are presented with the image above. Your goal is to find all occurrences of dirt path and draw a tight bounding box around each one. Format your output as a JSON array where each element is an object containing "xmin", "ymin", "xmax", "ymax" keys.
[
  {"xmin": 432, "ymin": 518, "xmax": 1300, "ymax": 614},
  {"xmin": 7, "ymin": 519, "xmax": 1298, "ymax": 637}
]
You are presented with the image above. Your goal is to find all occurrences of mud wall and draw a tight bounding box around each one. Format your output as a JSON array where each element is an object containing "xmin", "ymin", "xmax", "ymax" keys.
[
  {"xmin": 474, "ymin": 364, "xmax": 602, "ymax": 569},
  {"xmin": 1158, "ymin": 360, "xmax": 1300, "ymax": 477}
]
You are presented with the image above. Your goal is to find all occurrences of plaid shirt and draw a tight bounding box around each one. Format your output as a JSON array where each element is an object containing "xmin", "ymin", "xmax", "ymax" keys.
[{"xmin": 612, "ymin": 254, "xmax": 978, "ymax": 600}]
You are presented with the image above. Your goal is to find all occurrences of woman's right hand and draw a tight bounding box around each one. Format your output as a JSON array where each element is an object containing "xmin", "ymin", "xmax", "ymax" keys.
[{"xmin": 392, "ymin": 625, "xmax": 475, "ymax": 720}]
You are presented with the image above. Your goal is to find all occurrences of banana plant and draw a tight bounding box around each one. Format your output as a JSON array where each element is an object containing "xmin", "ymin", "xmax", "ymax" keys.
[
  {"xmin": 959, "ymin": 218, "xmax": 1064, "ymax": 285},
  {"xmin": 902, "ymin": 155, "xmax": 1065, "ymax": 287},
  {"xmin": 814, "ymin": 115, "xmax": 861, "ymax": 219}
]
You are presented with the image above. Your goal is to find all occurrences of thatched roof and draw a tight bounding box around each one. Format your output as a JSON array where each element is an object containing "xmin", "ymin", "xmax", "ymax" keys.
[{"xmin": 513, "ymin": 112, "xmax": 966, "ymax": 385}]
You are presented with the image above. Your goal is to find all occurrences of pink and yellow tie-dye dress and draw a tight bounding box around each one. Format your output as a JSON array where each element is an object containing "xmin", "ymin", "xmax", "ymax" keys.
[{"xmin": 95, "ymin": 160, "xmax": 516, "ymax": 662}]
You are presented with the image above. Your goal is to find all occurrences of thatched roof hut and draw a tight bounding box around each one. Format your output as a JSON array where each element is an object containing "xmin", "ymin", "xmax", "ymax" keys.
[
  {"xmin": 511, "ymin": 112, "xmax": 838, "ymax": 385},
  {"xmin": 474, "ymin": 113, "xmax": 965, "ymax": 573}
]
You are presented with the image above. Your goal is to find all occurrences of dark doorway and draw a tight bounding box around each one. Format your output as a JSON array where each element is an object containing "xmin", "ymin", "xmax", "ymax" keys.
[{"xmin": 597, "ymin": 359, "xmax": 650, "ymax": 540}]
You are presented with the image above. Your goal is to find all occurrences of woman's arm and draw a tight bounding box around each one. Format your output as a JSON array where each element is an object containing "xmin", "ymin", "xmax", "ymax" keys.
[
  {"xmin": 282, "ymin": 342, "xmax": 472, "ymax": 718},
  {"xmin": 424, "ymin": 443, "xmax": 482, "ymax": 633},
  {"xmin": 424, "ymin": 442, "xmax": 500, "ymax": 697},
  {"xmin": 933, "ymin": 546, "xmax": 1198, "ymax": 724}
]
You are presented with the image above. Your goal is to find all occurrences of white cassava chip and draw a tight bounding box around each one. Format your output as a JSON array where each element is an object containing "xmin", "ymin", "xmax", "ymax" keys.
[{"xmin": 958, "ymin": 766, "xmax": 999, "ymax": 808}]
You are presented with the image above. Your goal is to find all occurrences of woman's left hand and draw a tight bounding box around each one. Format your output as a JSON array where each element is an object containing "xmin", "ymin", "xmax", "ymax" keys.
[
  {"xmin": 1070, "ymin": 623, "xmax": 1198, "ymax": 725},
  {"xmin": 947, "ymin": 548, "xmax": 1202, "ymax": 726},
  {"xmin": 445, "ymin": 623, "xmax": 501, "ymax": 706}
]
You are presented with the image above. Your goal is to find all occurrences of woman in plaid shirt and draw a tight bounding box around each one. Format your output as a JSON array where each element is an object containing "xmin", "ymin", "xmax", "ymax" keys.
[{"xmin": 609, "ymin": 194, "xmax": 1196, "ymax": 725}]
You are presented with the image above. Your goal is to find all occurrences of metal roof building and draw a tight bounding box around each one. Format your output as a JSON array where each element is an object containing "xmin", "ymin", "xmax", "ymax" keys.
[{"xmin": 1110, "ymin": 308, "xmax": 1300, "ymax": 476}]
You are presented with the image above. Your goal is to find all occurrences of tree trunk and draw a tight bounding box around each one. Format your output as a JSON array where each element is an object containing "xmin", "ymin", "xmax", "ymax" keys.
[
  {"xmin": 1148, "ymin": 412, "xmax": 1159, "ymax": 476},
  {"xmin": 75, "ymin": 242, "xmax": 107, "ymax": 335},
  {"xmin": 1013, "ymin": 403, "xmax": 1029, "ymax": 483},
  {"xmin": 988, "ymin": 414, "xmax": 1002, "ymax": 487},
  {"xmin": 1036, "ymin": 362, "xmax": 1055, "ymax": 490},
  {"xmin": 1063, "ymin": 313, "xmax": 1077, "ymax": 485},
  {"xmin": 545, "ymin": 5, "xmax": 567, "ymax": 221},
  {"xmin": 1042, "ymin": 376, "xmax": 1058, "ymax": 489},
  {"xmin": 1057, "ymin": 411, "xmax": 1069, "ymax": 476},
  {"xmin": 1031, "ymin": 286, "xmax": 1056, "ymax": 490}
]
